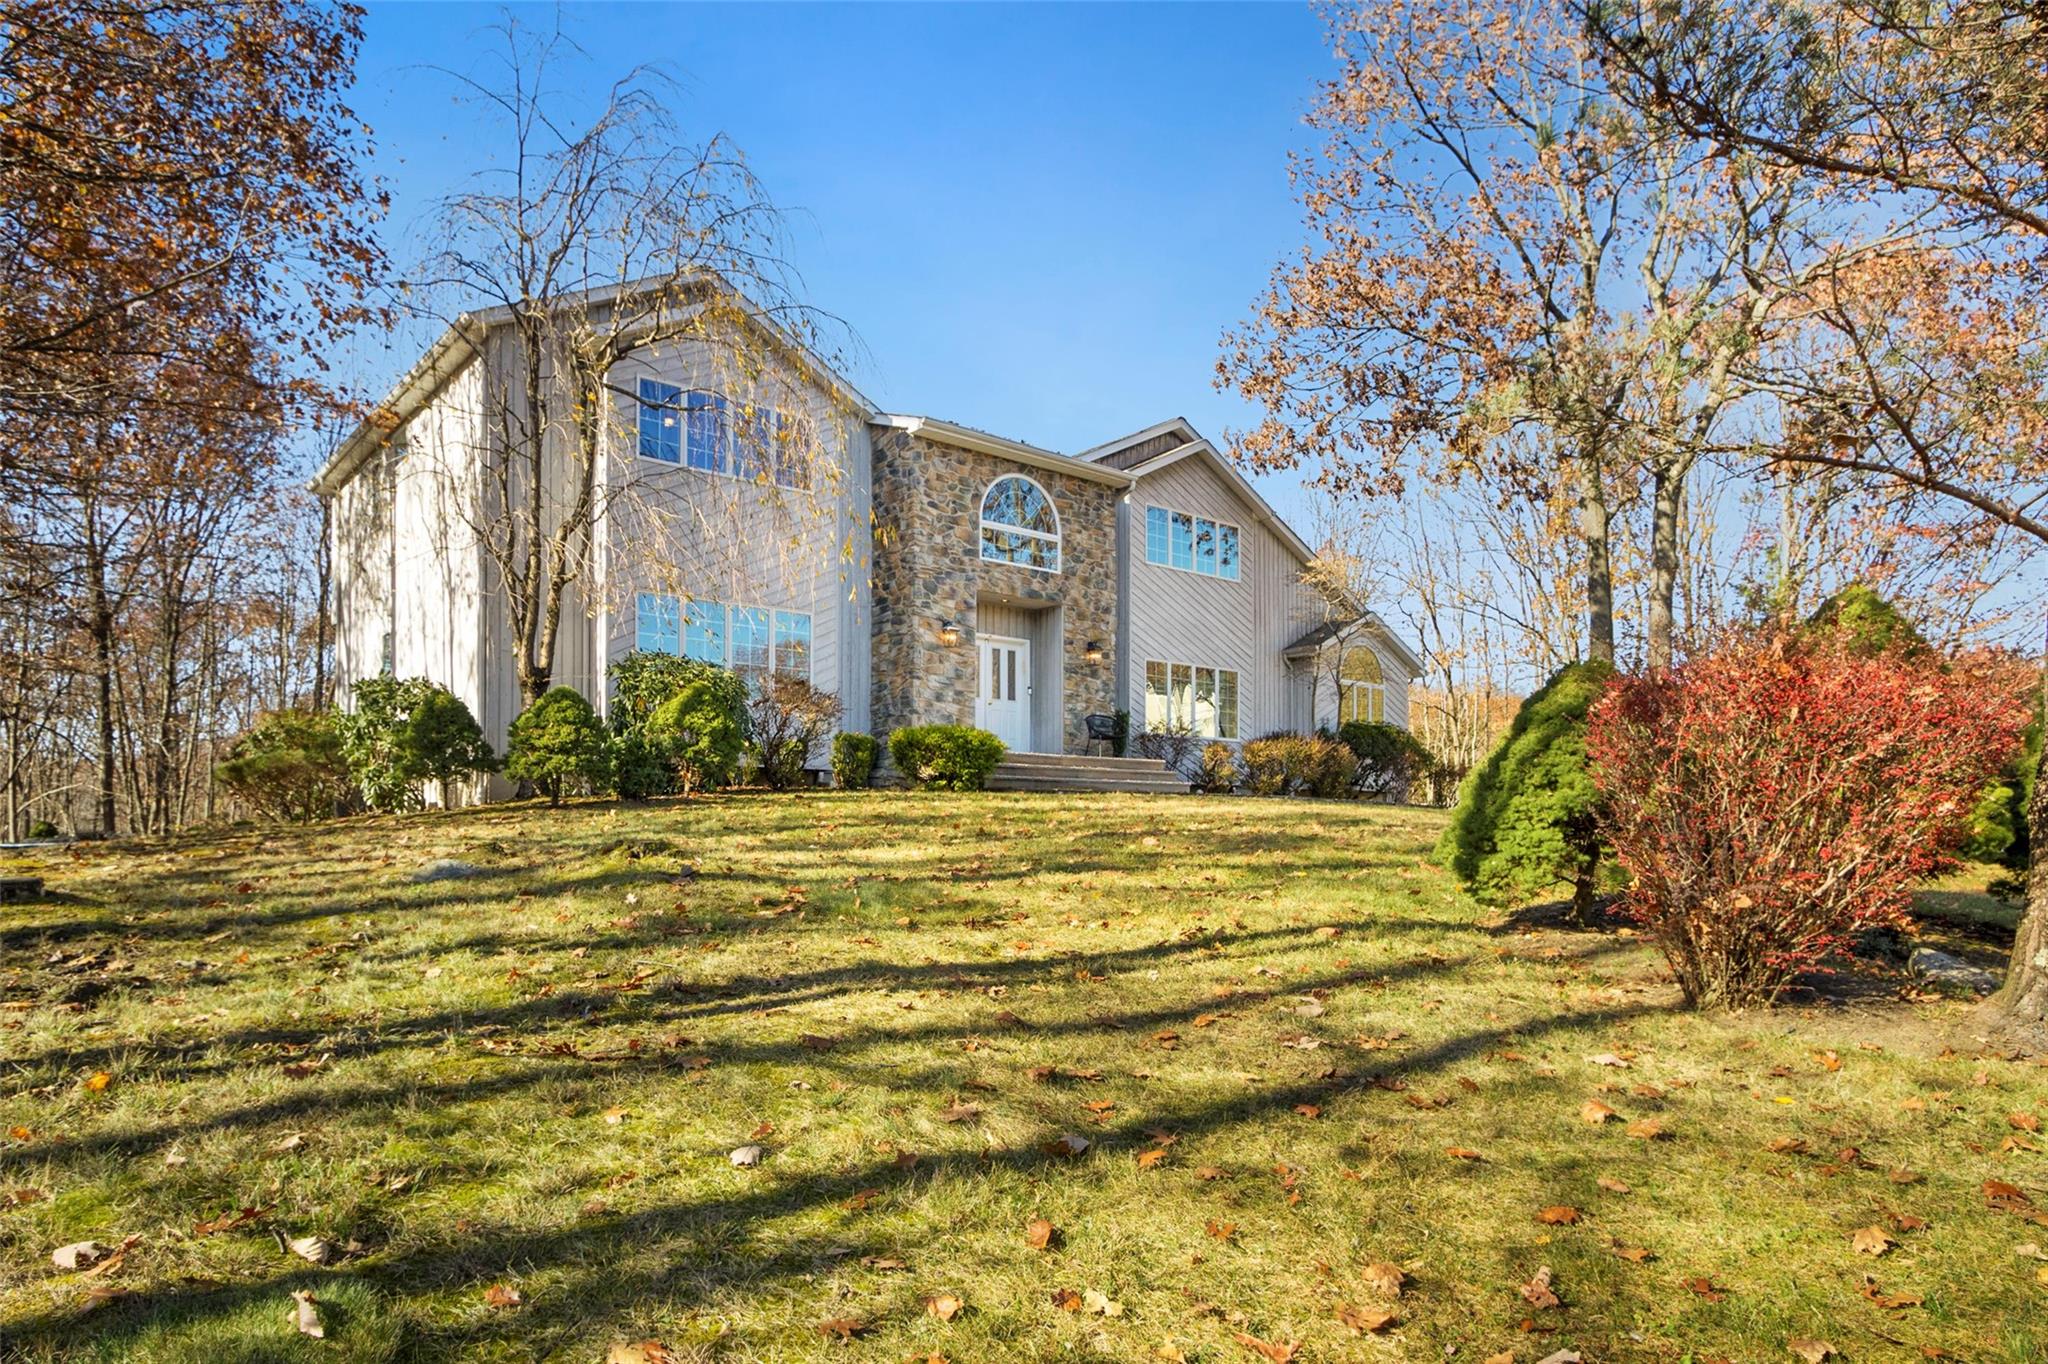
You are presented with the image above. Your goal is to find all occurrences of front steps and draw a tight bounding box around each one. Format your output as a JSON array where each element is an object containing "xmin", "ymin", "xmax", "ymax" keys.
[{"xmin": 984, "ymin": 751, "xmax": 1189, "ymax": 794}]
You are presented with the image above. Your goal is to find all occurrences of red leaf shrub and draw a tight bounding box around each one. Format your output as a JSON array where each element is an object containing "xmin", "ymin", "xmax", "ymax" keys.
[{"xmin": 1587, "ymin": 628, "xmax": 2028, "ymax": 1008}]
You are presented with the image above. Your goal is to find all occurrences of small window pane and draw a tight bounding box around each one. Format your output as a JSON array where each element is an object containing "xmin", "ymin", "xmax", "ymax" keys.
[
  {"xmin": 686, "ymin": 391, "xmax": 728, "ymax": 473},
  {"xmin": 1219, "ymin": 524, "xmax": 1240, "ymax": 580},
  {"xmin": 637, "ymin": 592, "xmax": 681, "ymax": 655},
  {"xmin": 637, "ymin": 380, "xmax": 682, "ymax": 463},
  {"xmin": 1217, "ymin": 670, "xmax": 1238, "ymax": 739},
  {"xmin": 774, "ymin": 610, "xmax": 811, "ymax": 680},
  {"xmin": 1169, "ymin": 663, "xmax": 1193, "ymax": 727},
  {"xmin": 1170, "ymin": 513, "xmax": 1194, "ymax": 571},
  {"xmin": 730, "ymin": 606, "xmax": 769, "ymax": 680},
  {"xmin": 1194, "ymin": 519, "xmax": 1219, "ymax": 576},
  {"xmin": 1145, "ymin": 660, "xmax": 1169, "ymax": 730},
  {"xmin": 1145, "ymin": 506, "xmax": 1169, "ymax": 565},
  {"xmin": 774, "ymin": 412, "xmax": 813, "ymax": 490},
  {"xmin": 683, "ymin": 600, "xmax": 724, "ymax": 663},
  {"xmin": 1193, "ymin": 667, "xmax": 1218, "ymax": 737}
]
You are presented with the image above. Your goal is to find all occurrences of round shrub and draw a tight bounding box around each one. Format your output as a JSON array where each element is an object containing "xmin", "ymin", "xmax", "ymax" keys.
[
  {"xmin": 1195, "ymin": 741, "xmax": 1238, "ymax": 794},
  {"xmin": 608, "ymin": 729, "xmax": 673, "ymax": 801},
  {"xmin": 645, "ymin": 670, "xmax": 750, "ymax": 795},
  {"xmin": 1337, "ymin": 720, "xmax": 1432, "ymax": 801},
  {"xmin": 832, "ymin": 732, "xmax": 880, "ymax": 790},
  {"xmin": 506, "ymin": 687, "xmax": 610, "ymax": 804},
  {"xmin": 1435, "ymin": 660, "xmax": 1612, "ymax": 916},
  {"xmin": 335, "ymin": 677, "xmax": 497, "ymax": 813},
  {"xmin": 887, "ymin": 724, "xmax": 1006, "ymax": 791},
  {"xmin": 1589, "ymin": 629, "xmax": 2028, "ymax": 1009},
  {"xmin": 748, "ymin": 678, "xmax": 841, "ymax": 790},
  {"xmin": 216, "ymin": 708, "xmax": 353, "ymax": 823},
  {"xmin": 1240, "ymin": 733, "xmax": 1355, "ymax": 797}
]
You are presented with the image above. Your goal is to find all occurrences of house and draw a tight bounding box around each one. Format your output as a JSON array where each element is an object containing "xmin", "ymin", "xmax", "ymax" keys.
[{"xmin": 311, "ymin": 280, "xmax": 1418, "ymax": 792}]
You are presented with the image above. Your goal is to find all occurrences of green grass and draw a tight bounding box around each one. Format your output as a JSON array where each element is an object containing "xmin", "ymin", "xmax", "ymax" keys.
[{"xmin": 2, "ymin": 792, "xmax": 2044, "ymax": 1362}]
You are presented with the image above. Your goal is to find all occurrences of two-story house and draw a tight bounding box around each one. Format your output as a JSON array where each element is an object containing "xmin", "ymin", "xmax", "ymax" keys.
[{"xmin": 312, "ymin": 279, "xmax": 1418, "ymax": 793}]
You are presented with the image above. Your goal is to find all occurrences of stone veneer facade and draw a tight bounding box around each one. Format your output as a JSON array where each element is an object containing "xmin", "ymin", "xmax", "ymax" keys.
[{"xmin": 869, "ymin": 427, "xmax": 1120, "ymax": 753}]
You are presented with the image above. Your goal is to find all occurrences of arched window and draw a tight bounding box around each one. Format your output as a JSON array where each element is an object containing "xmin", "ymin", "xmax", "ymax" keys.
[
  {"xmin": 979, "ymin": 475, "xmax": 1061, "ymax": 572},
  {"xmin": 1337, "ymin": 646, "xmax": 1385, "ymax": 725}
]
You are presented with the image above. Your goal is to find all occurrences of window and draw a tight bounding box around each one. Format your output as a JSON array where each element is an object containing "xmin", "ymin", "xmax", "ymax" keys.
[
  {"xmin": 637, "ymin": 380, "xmax": 683, "ymax": 463},
  {"xmin": 1145, "ymin": 506, "xmax": 1170, "ymax": 565},
  {"xmin": 683, "ymin": 600, "xmax": 725, "ymax": 663},
  {"xmin": 1338, "ymin": 646, "xmax": 1386, "ymax": 725},
  {"xmin": 685, "ymin": 391, "xmax": 730, "ymax": 473},
  {"xmin": 730, "ymin": 606, "xmax": 770, "ymax": 682},
  {"xmin": 770, "ymin": 412, "xmax": 813, "ymax": 491},
  {"xmin": 1145, "ymin": 503, "xmax": 1244, "ymax": 581},
  {"xmin": 774, "ymin": 610, "xmax": 811, "ymax": 681},
  {"xmin": 979, "ymin": 475, "xmax": 1061, "ymax": 572},
  {"xmin": 1170, "ymin": 512, "xmax": 1194, "ymax": 571},
  {"xmin": 1143, "ymin": 658, "xmax": 1240, "ymax": 739},
  {"xmin": 636, "ymin": 592, "xmax": 682, "ymax": 654}
]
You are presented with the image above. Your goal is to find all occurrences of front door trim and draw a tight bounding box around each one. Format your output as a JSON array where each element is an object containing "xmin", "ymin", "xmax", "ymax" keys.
[{"xmin": 976, "ymin": 633, "xmax": 1033, "ymax": 752}]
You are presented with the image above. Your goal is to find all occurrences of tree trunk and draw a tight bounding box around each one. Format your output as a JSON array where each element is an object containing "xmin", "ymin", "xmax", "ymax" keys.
[
  {"xmin": 1647, "ymin": 463, "xmax": 1682, "ymax": 673},
  {"xmin": 88, "ymin": 566, "xmax": 117, "ymax": 837},
  {"xmin": 1578, "ymin": 452, "xmax": 1616, "ymax": 664},
  {"xmin": 313, "ymin": 494, "xmax": 332, "ymax": 711},
  {"xmin": 1995, "ymin": 661, "xmax": 2048, "ymax": 1023}
]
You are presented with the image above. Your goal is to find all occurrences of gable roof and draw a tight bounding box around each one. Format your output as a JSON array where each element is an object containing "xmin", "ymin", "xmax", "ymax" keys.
[
  {"xmin": 309, "ymin": 273, "xmax": 880, "ymax": 497},
  {"xmin": 1082, "ymin": 417, "xmax": 1317, "ymax": 565},
  {"xmin": 1282, "ymin": 612, "xmax": 1425, "ymax": 678}
]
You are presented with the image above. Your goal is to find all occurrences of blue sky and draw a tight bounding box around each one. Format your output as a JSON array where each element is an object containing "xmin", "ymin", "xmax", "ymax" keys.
[{"xmin": 348, "ymin": 1, "xmax": 1331, "ymax": 518}]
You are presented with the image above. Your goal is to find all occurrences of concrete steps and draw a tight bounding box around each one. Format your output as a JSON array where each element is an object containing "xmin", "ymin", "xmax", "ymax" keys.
[{"xmin": 985, "ymin": 751, "xmax": 1189, "ymax": 795}]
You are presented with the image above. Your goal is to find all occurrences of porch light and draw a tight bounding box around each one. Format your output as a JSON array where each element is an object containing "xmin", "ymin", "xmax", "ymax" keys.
[
  {"xmin": 1083, "ymin": 640, "xmax": 1105, "ymax": 662},
  {"xmin": 937, "ymin": 619, "xmax": 962, "ymax": 645}
]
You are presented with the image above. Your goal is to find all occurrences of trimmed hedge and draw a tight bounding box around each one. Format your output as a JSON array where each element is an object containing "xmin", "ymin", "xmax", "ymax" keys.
[
  {"xmin": 506, "ymin": 687, "xmax": 610, "ymax": 804},
  {"xmin": 1241, "ymin": 733, "xmax": 1356, "ymax": 798},
  {"xmin": 887, "ymin": 724, "xmax": 1006, "ymax": 791},
  {"xmin": 832, "ymin": 732, "xmax": 880, "ymax": 789},
  {"xmin": 1337, "ymin": 720, "xmax": 1433, "ymax": 801}
]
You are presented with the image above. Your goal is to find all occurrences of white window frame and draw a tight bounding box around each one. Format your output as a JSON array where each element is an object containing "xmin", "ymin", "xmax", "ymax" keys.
[
  {"xmin": 1142, "ymin": 657, "xmax": 1240, "ymax": 739},
  {"xmin": 1337, "ymin": 646, "xmax": 1387, "ymax": 725},
  {"xmin": 1144, "ymin": 502, "xmax": 1242, "ymax": 581},
  {"xmin": 634, "ymin": 384, "xmax": 812, "ymax": 490},
  {"xmin": 636, "ymin": 593, "xmax": 813, "ymax": 685},
  {"xmin": 978, "ymin": 474, "xmax": 1062, "ymax": 574}
]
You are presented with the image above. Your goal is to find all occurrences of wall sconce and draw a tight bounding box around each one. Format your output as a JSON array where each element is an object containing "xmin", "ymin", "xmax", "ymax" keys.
[
  {"xmin": 1083, "ymin": 640, "xmax": 1105, "ymax": 662},
  {"xmin": 937, "ymin": 619, "xmax": 962, "ymax": 645}
]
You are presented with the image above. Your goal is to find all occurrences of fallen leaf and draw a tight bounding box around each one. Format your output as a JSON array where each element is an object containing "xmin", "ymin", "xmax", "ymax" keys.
[
  {"xmin": 1859, "ymin": 1275, "xmax": 1922, "ymax": 1310},
  {"xmin": 192, "ymin": 1205, "xmax": 271, "ymax": 1237},
  {"xmin": 1518, "ymin": 1265, "xmax": 1561, "ymax": 1309},
  {"xmin": 1685, "ymin": 1277, "xmax": 1727, "ymax": 1302},
  {"xmin": 1611, "ymin": 1242, "xmax": 1655, "ymax": 1263},
  {"xmin": 601, "ymin": 1106, "xmax": 628, "ymax": 1125},
  {"xmin": 51, "ymin": 1241, "xmax": 111, "ymax": 1271},
  {"xmin": 1025, "ymin": 1217, "xmax": 1057, "ymax": 1250},
  {"xmin": 2012, "ymin": 1112, "xmax": 2042, "ymax": 1133},
  {"xmin": 1851, "ymin": 1225, "xmax": 1895, "ymax": 1256},
  {"xmin": 1624, "ymin": 1118, "xmax": 1669, "ymax": 1141},
  {"xmin": 285, "ymin": 1233, "xmax": 333, "ymax": 1265},
  {"xmin": 926, "ymin": 1292, "xmax": 965, "ymax": 1321},
  {"xmin": 288, "ymin": 1289, "xmax": 324, "ymax": 1339},
  {"xmin": 1580, "ymin": 1100, "xmax": 1617, "ymax": 1125},
  {"xmin": 1444, "ymin": 1146, "xmax": 1485, "ymax": 1161},
  {"xmin": 1335, "ymin": 1303, "xmax": 1397, "ymax": 1333},
  {"xmin": 1596, "ymin": 1176, "xmax": 1633, "ymax": 1194},
  {"xmin": 816, "ymin": 1317, "xmax": 866, "ymax": 1339},
  {"xmin": 1787, "ymin": 1340, "xmax": 1835, "ymax": 1364},
  {"xmin": 1195, "ymin": 1165, "xmax": 1228, "ymax": 1180},
  {"xmin": 1536, "ymin": 1205, "xmax": 1582, "ymax": 1226},
  {"xmin": 1293, "ymin": 1103, "xmax": 1322, "ymax": 1119},
  {"xmin": 1767, "ymin": 1136, "xmax": 1810, "ymax": 1155},
  {"xmin": 860, "ymin": 1255, "xmax": 908, "ymax": 1270},
  {"xmin": 1083, "ymin": 1288, "xmax": 1123, "ymax": 1316},
  {"xmin": 1042, "ymin": 1133, "xmax": 1091, "ymax": 1157},
  {"xmin": 937, "ymin": 1102, "xmax": 983, "ymax": 1123},
  {"xmin": 1588, "ymin": 1053, "xmax": 1631, "ymax": 1068},
  {"xmin": 83, "ymin": 1072, "xmax": 112, "ymax": 1092},
  {"xmin": 1361, "ymin": 1261, "xmax": 1406, "ymax": 1297},
  {"xmin": 483, "ymin": 1283, "xmax": 522, "ymax": 1308},
  {"xmin": 1206, "ymin": 1219, "xmax": 1238, "ymax": 1241},
  {"xmin": 1137, "ymin": 1147, "xmax": 1170, "ymax": 1169},
  {"xmin": 1233, "ymin": 1331, "xmax": 1298, "ymax": 1361},
  {"xmin": 606, "ymin": 1344, "xmax": 678, "ymax": 1364},
  {"xmin": 729, "ymin": 1144, "xmax": 764, "ymax": 1168},
  {"xmin": 1050, "ymin": 1288, "xmax": 1083, "ymax": 1312}
]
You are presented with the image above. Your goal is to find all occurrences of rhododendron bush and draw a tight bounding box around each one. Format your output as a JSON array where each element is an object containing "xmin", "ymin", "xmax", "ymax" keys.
[{"xmin": 1588, "ymin": 630, "xmax": 2028, "ymax": 1008}]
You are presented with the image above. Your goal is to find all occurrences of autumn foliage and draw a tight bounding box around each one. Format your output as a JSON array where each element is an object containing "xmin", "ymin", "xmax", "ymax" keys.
[{"xmin": 1588, "ymin": 628, "xmax": 2028, "ymax": 1007}]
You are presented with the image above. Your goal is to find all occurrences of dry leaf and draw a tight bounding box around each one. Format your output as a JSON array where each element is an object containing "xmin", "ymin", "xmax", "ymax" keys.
[
  {"xmin": 1597, "ymin": 1176, "xmax": 1633, "ymax": 1194},
  {"xmin": 937, "ymin": 1102, "xmax": 983, "ymax": 1124},
  {"xmin": 1083, "ymin": 1288, "xmax": 1123, "ymax": 1317},
  {"xmin": 1685, "ymin": 1277, "xmax": 1728, "ymax": 1302},
  {"xmin": 1624, "ymin": 1118, "xmax": 1668, "ymax": 1141},
  {"xmin": 1043, "ymin": 1133, "xmax": 1091, "ymax": 1157},
  {"xmin": 1580, "ymin": 1100, "xmax": 1617, "ymax": 1125},
  {"xmin": 601, "ymin": 1106, "xmax": 628, "ymax": 1125},
  {"xmin": 606, "ymin": 1344, "xmax": 678, "ymax": 1364},
  {"xmin": 1195, "ymin": 1165, "xmax": 1227, "ymax": 1180},
  {"xmin": 1611, "ymin": 1242, "xmax": 1655, "ymax": 1263},
  {"xmin": 1536, "ymin": 1205, "xmax": 1582, "ymax": 1225},
  {"xmin": 1361, "ymin": 1261, "xmax": 1406, "ymax": 1297},
  {"xmin": 1787, "ymin": 1340, "xmax": 1835, "ymax": 1364},
  {"xmin": 1050, "ymin": 1287, "xmax": 1083, "ymax": 1312},
  {"xmin": 1137, "ymin": 1147, "xmax": 1170, "ymax": 1169},
  {"xmin": 1233, "ymin": 1331, "xmax": 1299, "ymax": 1361},
  {"xmin": 1025, "ymin": 1217, "xmax": 1057, "ymax": 1250},
  {"xmin": 1518, "ymin": 1265, "xmax": 1560, "ymax": 1309},
  {"xmin": 1293, "ymin": 1103, "xmax": 1322, "ymax": 1119},
  {"xmin": 1444, "ymin": 1146, "xmax": 1485, "ymax": 1161},
  {"xmin": 816, "ymin": 1316, "xmax": 866, "ymax": 1339},
  {"xmin": 288, "ymin": 1289, "xmax": 324, "ymax": 1339},
  {"xmin": 1588, "ymin": 1052, "xmax": 1631, "ymax": 1068},
  {"xmin": 860, "ymin": 1255, "xmax": 908, "ymax": 1271},
  {"xmin": 83, "ymin": 1072, "xmax": 112, "ymax": 1092},
  {"xmin": 2011, "ymin": 1112, "xmax": 2042, "ymax": 1133},
  {"xmin": 483, "ymin": 1283, "xmax": 522, "ymax": 1308},
  {"xmin": 51, "ymin": 1241, "xmax": 111, "ymax": 1271},
  {"xmin": 286, "ymin": 1233, "xmax": 333, "ymax": 1265},
  {"xmin": 1205, "ymin": 1219, "xmax": 1238, "ymax": 1241},
  {"xmin": 1335, "ymin": 1303, "xmax": 1397, "ymax": 1333},
  {"xmin": 1850, "ymin": 1225, "xmax": 1894, "ymax": 1256},
  {"xmin": 926, "ymin": 1292, "xmax": 965, "ymax": 1321},
  {"xmin": 192, "ymin": 1204, "xmax": 270, "ymax": 1237}
]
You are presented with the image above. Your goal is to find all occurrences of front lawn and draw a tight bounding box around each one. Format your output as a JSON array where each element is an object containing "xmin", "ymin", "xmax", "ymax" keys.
[{"xmin": 2, "ymin": 793, "xmax": 2043, "ymax": 1362}]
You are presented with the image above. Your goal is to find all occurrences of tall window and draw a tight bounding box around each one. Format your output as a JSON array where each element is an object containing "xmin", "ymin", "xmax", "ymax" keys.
[
  {"xmin": 730, "ymin": 606, "xmax": 770, "ymax": 682},
  {"xmin": 636, "ymin": 592, "xmax": 682, "ymax": 654},
  {"xmin": 637, "ymin": 380, "xmax": 683, "ymax": 463},
  {"xmin": 773, "ymin": 611, "xmax": 811, "ymax": 681},
  {"xmin": 686, "ymin": 391, "xmax": 730, "ymax": 474},
  {"xmin": 683, "ymin": 601, "xmax": 725, "ymax": 663},
  {"xmin": 1338, "ymin": 646, "xmax": 1386, "ymax": 724},
  {"xmin": 1170, "ymin": 512, "xmax": 1194, "ymax": 571},
  {"xmin": 1145, "ymin": 506, "xmax": 1170, "ymax": 564},
  {"xmin": 979, "ymin": 475, "xmax": 1061, "ymax": 572},
  {"xmin": 1144, "ymin": 658, "xmax": 1240, "ymax": 739}
]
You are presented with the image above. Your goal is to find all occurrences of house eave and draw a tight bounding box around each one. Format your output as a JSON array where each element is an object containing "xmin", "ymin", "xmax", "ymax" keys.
[{"xmin": 873, "ymin": 415, "xmax": 1136, "ymax": 487}]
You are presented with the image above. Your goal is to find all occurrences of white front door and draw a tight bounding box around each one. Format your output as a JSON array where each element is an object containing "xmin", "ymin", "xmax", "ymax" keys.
[{"xmin": 977, "ymin": 634, "xmax": 1032, "ymax": 751}]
